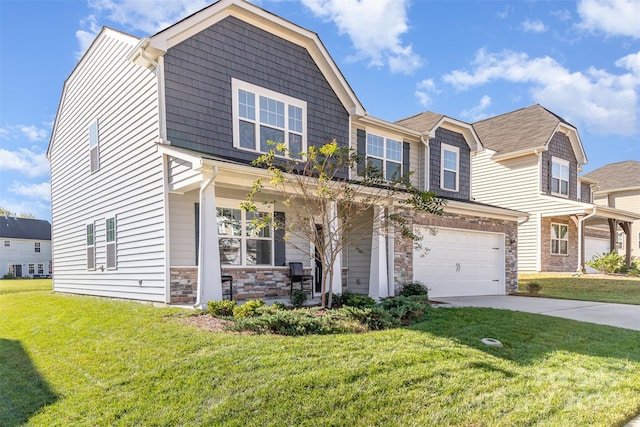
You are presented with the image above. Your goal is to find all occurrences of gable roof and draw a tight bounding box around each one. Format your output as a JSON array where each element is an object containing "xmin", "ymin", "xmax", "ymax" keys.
[
  {"xmin": 0, "ymin": 217, "xmax": 51, "ymax": 240},
  {"xmin": 396, "ymin": 111, "xmax": 482, "ymax": 151},
  {"xmin": 472, "ymin": 104, "xmax": 587, "ymax": 164},
  {"xmin": 582, "ymin": 160, "xmax": 640, "ymax": 192}
]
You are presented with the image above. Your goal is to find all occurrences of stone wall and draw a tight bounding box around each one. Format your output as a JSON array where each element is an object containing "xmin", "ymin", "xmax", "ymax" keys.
[
  {"xmin": 170, "ymin": 267, "xmax": 198, "ymax": 304},
  {"xmin": 540, "ymin": 216, "xmax": 579, "ymax": 272}
]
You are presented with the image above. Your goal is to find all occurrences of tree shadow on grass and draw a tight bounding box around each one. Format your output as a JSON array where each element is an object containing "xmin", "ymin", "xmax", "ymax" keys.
[
  {"xmin": 0, "ymin": 339, "xmax": 57, "ymax": 426},
  {"xmin": 411, "ymin": 307, "xmax": 640, "ymax": 365}
]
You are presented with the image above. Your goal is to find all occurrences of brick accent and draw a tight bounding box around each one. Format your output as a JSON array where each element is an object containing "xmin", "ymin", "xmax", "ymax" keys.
[
  {"xmin": 393, "ymin": 208, "xmax": 519, "ymax": 294},
  {"xmin": 170, "ymin": 267, "xmax": 198, "ymax": 304},
  {"xmin": 540, "ymin": 216, "xmax": 579, "ymax": 272}
]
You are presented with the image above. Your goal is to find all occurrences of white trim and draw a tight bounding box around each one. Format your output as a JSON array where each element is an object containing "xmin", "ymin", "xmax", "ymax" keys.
[
  {"xmin": 365, "ymin": 131, "xmax": 403, "ymax": 181},
  {"xmin": 440, "ymin": 143, "xmax": 459, "ymax": 192}
]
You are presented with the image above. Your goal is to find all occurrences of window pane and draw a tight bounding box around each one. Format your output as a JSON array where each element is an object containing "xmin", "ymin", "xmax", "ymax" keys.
[
  {"xmin": 386, "ymin": 161, "xmax": 401, "ymax": 181},
  {"xmin": 366, "ymin": 157, "xmax": 383, "ymax": 178},
  {"xmin": 560, "ymin": 164, "xmax": 569, "ymax": 181},
  {"xmin": 552, "ymin": 178, "xmax": 560, "ymax": 193},
  {"xmin": 386, "ymin": 138, "xmax": 402, "ymax": 162},
  {"xmin": 551, "ymin": 240, "xmax": 559, "ymax": 254},
  {"xmin": 552, "ymin": 224, "xmax": 559, "ymax": 238},
  {"xmin": 260, "ymin": 126, "xmax": 284, "ymax": 152},
  {"xmin": 87, "ymin": 224, "xmax": 94, "ymax": 246},
  {"xmin": 217, "ymin": 208, "xmax": 242, "ymax": 236},
  {"xmin": 559, "ymin": 225, "xmax": 567, "ymax": 239},
  {"xmin": 106, "ymin": 218, "xmax": 115, "ymax": 242},
  {"xmin": 560, "ymin": 240, "xmax": 568, "ymax": 254},
  {"xmin": 289, "ymin": 133, "xmax": 302, "ymax": 158},
  {"xmin": 38, "ymin": 264, "xmax": 44, "ymax": 274},
  {"xmin": 219, "ymin": 238, "xmax": 241, "ymax": 264},
  {"xmin": 246, "ymin": 239, "xmax": 272, "ymax": 265},
  {"xmin": 560, "ymin": 180, "xmax": 568, "ymax": 195},
  {"xmin": 289, "ymin": 105, "xmax": 302, "ymax": 133},
  {"xmin": 366, "ymin": 134, "xmax": 384, "ymax": 157},
  {"xmin": 552, "ymin": 162, "xmax": 560, "ymax": 178},
  {"xmin": 238, "ymin": 89, "xmax": 255, "ymax": 120},
  {"xmin": 89, "ymin": 120, "xmax": 98, "ymax": 148},
  {"xmin": 239, "ymin": 120, "xmax": 255, "ymax": 149},
  {"xmin": 246, "ymin": 211, "xmax": 271, "ymax": 238},
  {"xmin": 443, "ymin": 170, "xmax": 456, "ymax": 190},
  {"xmin": 259, "ymin": 96, "xmax": 285, "ymax": 128},
  {"xmin": 443, "ymin": 150, "xmax": 457, "ymax": 171}
]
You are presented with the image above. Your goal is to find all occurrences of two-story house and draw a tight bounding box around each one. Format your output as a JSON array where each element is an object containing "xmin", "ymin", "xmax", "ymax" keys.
[
  {"xmin": 469, "ymin": 105, "xmax": 639, "ymax": 273},
  {"xmin": 0, "ymin": 217, "xmax": 52, "ymax": 278},
  {"xmin": 48, "ymin": 0, "xmax": 524, "ymax": 306},
  {"xmin": 583, "ymin": 161, "xmax": 640, "ymax": 264}
]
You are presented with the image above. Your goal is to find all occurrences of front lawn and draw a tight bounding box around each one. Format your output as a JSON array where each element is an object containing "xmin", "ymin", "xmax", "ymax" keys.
[
  {"xmin": 519, "ymin": 273, "xmax": 640, "ymax": 305},
  {"xmin": 2, "ymin": 281, "xmax": 640, "ymax": 426}
]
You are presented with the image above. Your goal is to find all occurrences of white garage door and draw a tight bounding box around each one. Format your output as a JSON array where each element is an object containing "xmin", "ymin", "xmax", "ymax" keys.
[
  {"xmin": 413, "ymin": 227, "xmax": 505, "ymax": 298},
  {"xmin": 585, "ymin": 237, "xmax": 610, "ymax": 274}
]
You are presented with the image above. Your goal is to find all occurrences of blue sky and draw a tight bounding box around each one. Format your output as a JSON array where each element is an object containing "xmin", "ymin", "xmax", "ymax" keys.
[{"xmin": 1, "ymin": 0, "xmax": 639, "ymax": 221}]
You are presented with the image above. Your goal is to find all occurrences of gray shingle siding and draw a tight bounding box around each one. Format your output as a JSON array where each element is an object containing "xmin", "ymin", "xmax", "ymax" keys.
[
  {"xmin": 541, "ymin": 132, "xmax": 578, "ymax": 200},
  {"xmin": 428, "ymin": 128, "xmax": 471, "ymax": 200},
  {"xmin": 580, "ymin": 182, "xmax": 592, "ymax": 203},
  {"xmin": 164, "ymin": 16, "xmax": 349, "ymax": 165}
]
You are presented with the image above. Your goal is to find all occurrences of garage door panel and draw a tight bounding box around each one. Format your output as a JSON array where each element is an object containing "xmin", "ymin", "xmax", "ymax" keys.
[
  {"xmin": 413, "ymin": 227, "xmax": 505, "ymax": 298},
  {"xmin": 585, "ymin": 237, "xmax": 609, "ymax": 274}
]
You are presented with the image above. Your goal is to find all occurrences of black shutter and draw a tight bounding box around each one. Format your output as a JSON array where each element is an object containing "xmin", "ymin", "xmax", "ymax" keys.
[
  {"xmin": 194, "ymin": 203, "xmax": 200, "ymax": 266},
  {"xmin": 357, "ymin": 129, "xmax": 366, "ymax": 176},
  {"xmin": 403, "ymin": 142, "xmax": 411, "ymax": 184},
  {"xmin": 274, "ymin": 211, "xmax": 286, "ymax": 266}
]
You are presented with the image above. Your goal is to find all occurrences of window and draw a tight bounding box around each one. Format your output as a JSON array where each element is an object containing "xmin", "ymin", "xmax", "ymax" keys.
[
  {"xmin": 616, "ymin": 231, "xmax": 624, "ymax": 250},
  {"xmin": 38, "ymin": 264, "xmax": 44, "ymax": 275},
  {"xmin": 577, "ymin": 181, "xmax": 582, "ymax": 201},
  {"xmin": 106, "ymin": 217, "xmax": 117, "ymax": 269},
  {"xmin": 365, "ymin": 133, "xmax": 402, "ymax": 181},
  {"xmin": 551, "ymin": 223, "xmax": 568, "ymax": 255},
  {"xmin": 217, "ymin": 206, "xmax": 273, "ymax": 266},
  {"xmin": 29, "ymin": 264, "xmax": 35, "ymax": 275},
  {"xmin": 87, "ymin": 223, "xmax": 95, "ymax": 270},
  {"xmin": 4, "ymin": 241, "xmax": 9, "ymax": 247},
  {"xmin": 34, "ymin": 242, "xmax": 41, "ymax": 253},
  {"xmin": 89, "ymin": 119, "xmax": 100, "ymax": 173},
  {"xmin": 233, "ymin": 79, "xmax": 306, "ymax": 158},
  {"xmin": 551, "ymin": 157, "xmax": 569, "ymax": 196},
  {"xmin": 441, "ymin": 143, "xmax": 459, "ymax": 191}
]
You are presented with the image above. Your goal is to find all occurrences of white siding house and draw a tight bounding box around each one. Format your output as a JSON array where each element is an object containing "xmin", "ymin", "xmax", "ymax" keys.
[{"xmin": 0, "ymin": 217, "xmax": 52, "ymax": 278}]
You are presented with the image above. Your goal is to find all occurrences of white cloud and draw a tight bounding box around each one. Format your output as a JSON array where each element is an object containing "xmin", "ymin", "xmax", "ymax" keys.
[
  {"xmin": 443, "ymin": 48, "xmax": 640, "ymax": 135},
  {"xmin": 550, "ymin": 9, "xmax": 572, "ymax": 22},
  {"xmin": 0, "ymin": 148, "xmax": 50, "ymax": 178},
  {"xmin": 301, "ymin": 0, "xmax": 422, "ymax": 74},
  {"xmin": 460, "ymin": 95, "xmax": 492, "ymax": 122},
  {"xmin": 520, "ymin": 19, "xmax": 547, "ymax": 33},
  {"xmin": 17, "ymin": 125, "xmax": 48, "ymax": 142},
  {"xmin": 76, "ymin": 15, "xmax": 101, "ymax": 57},
  {"xmin": 8, "ymin": 182, "xmax": 51, "ymax": 202},
  {"xmin": 577, "ymin": 0, "xmax": 640, "ymax": 38},
  {"xmin": 414, "ymin": 79, "xmax": 438, "ymax": 108}
]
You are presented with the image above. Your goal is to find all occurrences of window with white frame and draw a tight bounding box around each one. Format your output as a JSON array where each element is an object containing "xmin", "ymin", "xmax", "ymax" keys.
[
  {"xmin": 616, "ymin": 231, "xmax": 624, "ymax": 250},
  {"xmin": 551, "ymin": 157, "xmax": 569, "ymax": 196},
  {"xmin": 233, "ymin": 79, "xmax": 306, "ymax": 158},
  {"xmin": 441, "ymin": 143, "xmax": 459, "ymax": 191},
  {"xmin": 217, "ymin": 206, "xmax": 273, "ymax": 266},
  {"xmin": 551, "ymin": 223, "xmax": 568, "ymax": 255},
  {"xmin": 29, "ymin": 264, "xmax": 35, "ymax": 275},
  {"xmin": 89, "ymin": 119, "xmax": 100, "ymax": 173},
  {"xmin": 34, "ymin": 242, "xmax": 40, "ymax": 253},
  {"xmin": 365, "ymin": 133, "xmax": 403, "ymax": 181},
  {"xmin": 4, "ymin": 240, "xmax": 9, "ymax": 247},
  {"xmin": 106, "ymin": 217, "xmax": 117, "ymax": 269},
  {"xmin": 38, "ymin": 264, "xmax": 44, "ymax": 275},
  {"xmin": 87, "ymin": 223, "xmax": 95, "ymax": 270}
]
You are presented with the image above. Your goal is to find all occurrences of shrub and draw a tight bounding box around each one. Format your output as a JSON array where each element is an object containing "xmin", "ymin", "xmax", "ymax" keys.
[
  {"xmin": 2, "ymin": 273, "xmax": 16, "ymax": 280},
  {"xmin": 271, "ymin": 301, "xmax": 288, "ymax": 311},
  {"xmin": 207, "ymin": 300, "xmax": 236, "ymax": 317},
  {"xmin": 290, "ymin": 289, "xmax": 307, "ymax": 308},
  {"xmin": 341, "ymin": 306, "xmax": 398, "ymax": 330},
  {"xmin": 379, "ymin": 296, "xmax": 430, "ymax": 325},
  {"xmin": 341, "ymin": 291, "xmax": 376, "ymax": 308},
  {"xmin": 587, "ymin": 252, "xmax": 625, "ymax": 274},
  {"xmin": 399, "ymin": 281, "xmax": 429, "ymax": 297},
  {"xmin": 525, "ymin": 282, "xmax": 542, "ymax": 294},
  {"xmin": 230, "ymin": 308, "xmax": 364, "ymax": 336},
  {"xmin": 233, "ymin": 299, "xmax": 266, "ymax": 318},
  {"xmin": 323, "ymin": 292, "xmax": 342, "ymax": 307}
]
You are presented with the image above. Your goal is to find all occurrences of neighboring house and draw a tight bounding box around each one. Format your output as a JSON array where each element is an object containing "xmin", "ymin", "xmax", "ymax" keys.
[
  {"xmin": 0, "ymin": 217, "xmax": 52, "ymax": 278},
  {"xmin": 469, "ymin": 105, "xmax": 639, "ymax": 273},
  {"xmin": 583, "ymin": 161, "xmax": 640, "ymax": 262},
  {"xmin": 48, "ymin": 0, "xmax": 524, "ymax": 306}
]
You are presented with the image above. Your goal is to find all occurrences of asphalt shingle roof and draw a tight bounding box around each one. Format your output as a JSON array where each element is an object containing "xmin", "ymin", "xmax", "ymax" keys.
[
  {"xmin": 582, "ymin": 160, "xmax": 640, "ymax": 191},
  {"xmin": 0, "ymin": 217, "xmax": 51, "ymax": 240},
  {"xmin": 395, "ymin": 111, "xmax": 446, "ymax": 133}
]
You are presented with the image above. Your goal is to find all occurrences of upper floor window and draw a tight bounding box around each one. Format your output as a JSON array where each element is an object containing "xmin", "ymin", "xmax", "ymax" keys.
[
  {"xmin": 551, "ymin": 223, "xmax": 568, "ymax": 255},
  {"xmin": 4, "ymin": 240, "xmax": 9, "ymax": 247},
  {"xmin": 34, "ymin": 242, "xmax": 41, "ymax": 253},
  {"xmin": 89, "ymin": 119, "xmax": 100, "ymax": 173},
  {"xmin": 232, "ymin": 79, "xmax": 306, "ymax": 158},
  {"xmin": 366, "ymin": 133, "xmax": 402, "ymax": 181},
  {"xmin": 217, "ymin": 205, "xmax": 273, "ymax": 266},
  {"xmin": 551, "ymin": 157, "xmax": 569, "ymax": 196},
  {"xmin": 441, "ymin": 143, "xmax": 459, "ymax": 192},
  {"xmin": 106, "ymin": 217, "xmax": 117, "ymax": 269}
]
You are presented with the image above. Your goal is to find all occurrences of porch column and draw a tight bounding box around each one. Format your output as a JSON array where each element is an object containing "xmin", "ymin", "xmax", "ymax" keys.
[
  {"xmin": 608, "ymin": 218, "xmax": 618, "ymax": 254},
  {"xmin": 386, "ymin": 205, "xmax": 395, "ymax": 297},
  {"xmin": 577, "ymin": 216, "xmax": 585, "ymax": 273},
  {"xmin": 326, "ymin": 200, "xmax": 342, "ymax": 295},
  {"xmin": 197, "ymin": 169, "xmax": 222, "ymax": 307},
  {"xmin": 369, "ymin": 205, "xmax": 389, "ymax": 300},
  {"xmin": 621, "ymin": 222, "xmax": 632, "ymax": 267}
]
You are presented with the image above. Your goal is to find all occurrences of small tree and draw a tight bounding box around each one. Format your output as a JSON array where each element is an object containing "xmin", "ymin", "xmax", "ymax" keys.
[{"xmin": 242, "ymin": 140, "xmax": 445, "ymax": 308}]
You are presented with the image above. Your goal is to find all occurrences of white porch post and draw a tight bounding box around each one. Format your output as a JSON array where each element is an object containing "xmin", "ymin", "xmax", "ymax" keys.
[
  {"xmin": 386, "ymin": 205, "xmax": 395, "ymax": 297},
  {"xmin": 369, "ymin": 205, "xmax": 389, "ymax": 300},
  {"xmin": 327, "ymin": 200, "xmax": 342, "ymax": 295},
  {"xmin": 197, "ymin": 168, "xmax": 222, "ymax": 308}
]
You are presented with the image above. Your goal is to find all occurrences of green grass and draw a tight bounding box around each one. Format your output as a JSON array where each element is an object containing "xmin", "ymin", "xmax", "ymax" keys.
[
  {"xmin": 0, "ymin": 279, "xmax": 52, "ymax": 295},
  {"xmin": 519, "ymin": 273, "xmax": 640, "ymax": 305},
  {"xmin": 2, "ymin": 280, "xmax": 640, "ymax": 426}
]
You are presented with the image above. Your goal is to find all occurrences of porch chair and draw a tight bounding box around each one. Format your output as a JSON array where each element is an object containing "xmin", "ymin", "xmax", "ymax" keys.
[
  {"xmin": 289, "ymin": 262, "xmax": 314, "ymax": 299},
  {"xmin": 221, "ymin": 274, "xmax": 234, "ymax": 301}
]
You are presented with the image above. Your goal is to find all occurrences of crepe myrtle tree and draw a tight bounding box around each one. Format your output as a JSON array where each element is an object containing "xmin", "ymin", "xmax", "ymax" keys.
[{"xmin": 241, "ymin": 140, "xmax": 445, "ymax": 308}]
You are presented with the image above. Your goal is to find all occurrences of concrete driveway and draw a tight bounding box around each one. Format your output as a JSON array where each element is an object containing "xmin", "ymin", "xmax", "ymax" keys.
[{"xmin": 436, "ymin": 295, "xmax": 640, "ymax": 331}]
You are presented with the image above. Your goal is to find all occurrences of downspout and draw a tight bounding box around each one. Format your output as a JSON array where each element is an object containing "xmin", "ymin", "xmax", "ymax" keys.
[
  {"xmin": 420, "ymin": 134, "xmax": 431, "ymax": 191},
  {"xmin": 577, "ymin": 207, "xmax": 597, "ymax": 273},
  {"xmin": 194, "ymin": 166, "xmax": 219, "ymax": 308}
]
